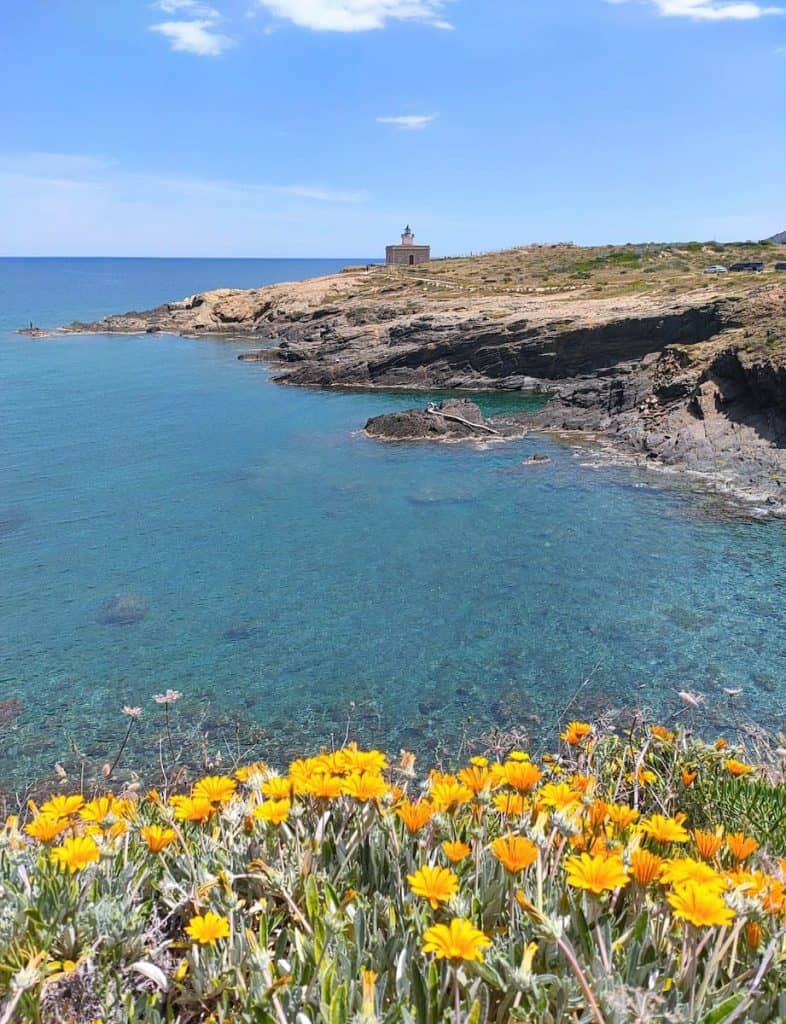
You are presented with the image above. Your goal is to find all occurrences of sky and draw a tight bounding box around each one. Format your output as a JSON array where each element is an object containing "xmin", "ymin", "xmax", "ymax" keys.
[{"xmin": 1, "ymin": 0, "xmax": 784, "ymax": 256}]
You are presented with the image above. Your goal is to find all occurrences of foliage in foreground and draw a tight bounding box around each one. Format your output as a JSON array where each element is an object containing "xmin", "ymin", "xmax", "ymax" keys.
[{"xmin": 2, "ymin": 724, "xmax": 786, "ymax": 1023}]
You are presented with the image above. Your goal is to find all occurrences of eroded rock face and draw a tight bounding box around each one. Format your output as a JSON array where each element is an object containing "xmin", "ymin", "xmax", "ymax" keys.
[{"xmin": 365, "ymin": 399, "xmax": 494, "ymax": 441}]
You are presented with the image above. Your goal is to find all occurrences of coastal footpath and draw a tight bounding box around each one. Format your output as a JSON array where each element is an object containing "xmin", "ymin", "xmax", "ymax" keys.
[{"xmin": 61, "ymin": 242, "xmax": 786, "ymax": 512}]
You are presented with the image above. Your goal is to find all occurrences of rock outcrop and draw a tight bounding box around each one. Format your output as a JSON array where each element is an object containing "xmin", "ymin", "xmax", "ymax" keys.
[
  {"xmin": 365, "ymin": 399, "xmax": 507, "ymax": 441},
  {"xmin": 52, "ymin": 243, "xmax": 786, "ymax": 513}
]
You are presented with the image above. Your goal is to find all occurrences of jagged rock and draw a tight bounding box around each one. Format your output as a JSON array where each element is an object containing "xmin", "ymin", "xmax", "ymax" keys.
[
  {"xmin": 97, "ymin": 594, "xmax": 148, "ymax": 626},
  {"xmin": 0, "ymin": 698, "xmax": 22, "ymax": 727}
]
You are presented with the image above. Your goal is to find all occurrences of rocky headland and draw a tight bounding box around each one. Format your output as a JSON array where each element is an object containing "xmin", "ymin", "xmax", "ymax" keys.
[{"xmin": 56, "ymin": 241, "xmax": 786, "ymax": 513}]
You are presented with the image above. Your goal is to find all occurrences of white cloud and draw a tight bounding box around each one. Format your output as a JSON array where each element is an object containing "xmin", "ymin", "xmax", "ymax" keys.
[
  {"xmin": 150, "ymin": 18, "xmax": 233, "ymax": 54},
  {"xmin": 610, "ymin": 0, "xmax": 783, "ymax": 19},
  {"xmin": 256, "ymin": 0, "xmax": 451, "ymax": 31},
  {"xmin": 377, "ymin": 114, "xmax": 437, "ymax": 129},
  {"xmin": 0, "ymin": 152, "xmax": 372, "ymax": 255}
]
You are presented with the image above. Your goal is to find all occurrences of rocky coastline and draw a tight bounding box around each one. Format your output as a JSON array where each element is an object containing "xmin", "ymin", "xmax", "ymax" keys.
[{"xmin": 52, "ymin": 243, "xmax": 786, "ymax": 514}]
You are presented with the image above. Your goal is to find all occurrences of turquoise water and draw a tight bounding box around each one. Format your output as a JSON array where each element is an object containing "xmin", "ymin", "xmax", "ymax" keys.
[{"xmin": 2, "ymin": 259, "xmax": 786, "ymax": 787}]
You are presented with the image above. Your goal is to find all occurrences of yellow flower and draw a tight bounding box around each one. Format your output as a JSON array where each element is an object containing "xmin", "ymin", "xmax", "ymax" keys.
[
  {"xmin": 360, "ymin": 968, "xmax": 377, "ymax": 1018},
  {"xmin": 725, "ymin": 759, "xmax": 753, "ymax": 777},
  {"xmin": 140, "ymin": 824, "xmax": 177, "ymax": 852},
  {"xmin": 24, "ymin": 814, "xmax": 69, "ymax": 843},
  {"xmin": 185, "ymin": 912, "xmax": 230, "ymax": 945},
  {"xmin": 40, "ymin": 794, "xmax": 84, "ymax": 819},
  {"xmin": 564, "ymin": 853, "xmax": 629, "ymax": 895},
  {"xmin": 492, "ymin": 792, "xmax": 529, "ymax": 815},
  {"xmin": 491, "ymin": 835, "xmax": 538, "ymax": 874},
  {"xmin": 408, "ymin": 865, "xmax": 459, "ymax": 909},
  {"xmin": 493, "ymin": 760, "xmax": 543, "ymax": 793},
  {"xmin": 668, "ymin": 883, "xmax": 734, "ymax": 928},
  {"xmin": 693, "ymin": 829, "xmax": 723, "ymax": 861},
  {"xmin": 303, "ymin": 773, "xmax": 344, "ymax": 799},
  {"xmin": 253, "ymin": 799, "xmax": 291, "ymax": 825},
  {"xmin": 192, "ymin": 775, "xmax": 237, "ymax": 805},
  {"xmin": 396, "ymin": 800, "xmax": 435, "ymax": 833},
  {"xmin": 457, "ymin": 764, "xmax": 496, "ymax": 795},
  {"xmin": 234, "ymin": 761, "xmax": 269, "ymax": 783},
  {"xmin": 50, "ymin": 836, "xmax": 100, "ymax": 873},
  {"xmin": 79, "ymin": 795, "xmax": 132, "ymax": 824},
  {"xmin": 726, "ymin": 832, "xmax": 758, "ymax": 861},
  {"xmin": 333, "ymin": 745, "xmax": 388, "ymax": 775},
  {"xmin": 607, "ymin": 804, "xmax": 639, "ymax": 830},
  {"xmin": 261, "ymin": 776, "xmax": 293, "ymax": 800},
  {"xmin": 170, "ymin": 796, "xmax": 215, "ymax": 823},
  {"xmin": 429, "ymin": 780, "xmax": 473, "ymax": 811},
  {"xmin": 661, "ymin": 857, "xmax": 725, "ymax": 892},
  {"xmin": 538, "ymin": 782, "xmax": 580, "ymax": 813},
  {"xmin": 630, "ymin": 849, "xmax": 663, "ymax": 886},
  {"xmin": 639, "ymin": 814, "xmax": 689, "ymax": 844},
  {"xmin": 560, "ymin": 721, "xmax": 592, "ymax": 745},
  {"xmin": 422, "ymin": 918, "xmax": 490, "ymax": 963},
  {"xmin": 442, "ymin": 840, "xmax": 471, "ymax": 863},
  {"xmin": 342, "ymin": 772, "xmax": 389, "ymax": 802}
]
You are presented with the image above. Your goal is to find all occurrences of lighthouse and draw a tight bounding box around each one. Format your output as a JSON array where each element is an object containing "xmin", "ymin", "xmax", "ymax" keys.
[{"xmin": 385, "ymin": 225, "xmax": 431, "ymax": 266}]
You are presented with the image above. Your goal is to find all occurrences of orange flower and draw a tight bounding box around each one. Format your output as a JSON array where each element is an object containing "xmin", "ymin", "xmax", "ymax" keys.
[
  {"xmin": 715, "ymin": 737, "xmax": 729, "ymax": 750},
  {"xmin": 726, "ymin": 832, "xmax": 758, "ymax": 861},
  {"xmin": 140, "ymin": 824, "xmax": 177, "ymax": 852},
  {"xmin": 442, "ymin": 840, "xmax": 471, "ymax": 863},
  {"xmin": 234, "ymin": 761, "xmax": 269, "ymax": 782},
  {"xmin": 493, "ymin": 761, "xmax": 543, "ymax": 793},
  {"xmin": 396, "ymin": 800, "xmax": 435, "ymax": 833},
  {"xmin": 693, "ymin": 829, "xmax": 723, "ymax": 861},
  {"xmin": 408, "ymin": 865, "xmax": 459, "ymax": 909},
  {"xmin": 668, "ymin": 883, "xmax": 734, "ymax": 928},
  {"xmin": 650, "ymin": 725, "xmax": 675, "ymax": 742},
  {"xmin": 332, "ymin": 745, "xmax": 388, "ymax": 775},
  {"xmin": 585, "ymin": 800, "xmax": 609, "ymax": 831},
  {"xmin": 491, "ymin": 835, "xmax": 538, "ymax": 873},
  {"xmin": 681, "ymin": 768, "xmax": 698, "ymax": 787},
  {"xmin": 630, "ymin": 849, "xmax": 663, "ymax": 886},
  {"xmin": 725, "ymin": 759, "xmax": 753, "ymax": 777},
  {"xmin": 560, "ymin": 721, "xmax": 592, "ymax": 746},
  {"xmin": 422, "ymin": 918, "xmax": 490, "ymax": 963},
  {"xmin": 565, "ymin": 853, "xmax": 629, "ymax": 895},
  {"xmin": 745, "ymin": 922, "xmax": 762, "ymax": 949}
]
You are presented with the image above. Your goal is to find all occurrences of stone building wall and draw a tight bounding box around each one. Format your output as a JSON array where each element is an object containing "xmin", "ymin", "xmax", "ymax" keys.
[{"xmin": 386, "ymin": 245, "xmax": 431, "ymax": 266}]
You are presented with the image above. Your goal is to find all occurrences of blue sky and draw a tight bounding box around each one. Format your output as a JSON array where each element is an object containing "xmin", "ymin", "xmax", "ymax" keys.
[{"xmin": 1, "ymin": 0, "xmax": 784, "ymax": 256}]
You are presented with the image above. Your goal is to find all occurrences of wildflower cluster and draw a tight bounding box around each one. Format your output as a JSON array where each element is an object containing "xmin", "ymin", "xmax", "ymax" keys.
[{"xmin": 1, "ymin": 727, "xmax": 785, "ymax": 1022}]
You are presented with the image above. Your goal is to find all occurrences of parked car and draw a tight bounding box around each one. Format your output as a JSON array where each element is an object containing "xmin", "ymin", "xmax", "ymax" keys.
[
  {"xmin": 703, "ymin": 265, "xmax": 728, "ymax": 274},
  {"xmin": 729, "ymin": 261, "xmax": 765, "ymax": 272},
  {"xmin": 775, "ymin": 262, "xmax": 786, "ymax": 272}
]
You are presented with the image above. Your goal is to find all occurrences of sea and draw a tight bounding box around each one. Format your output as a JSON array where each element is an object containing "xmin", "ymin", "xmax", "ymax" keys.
[{"xmin": 2, "ymin": 257, "xmax": 786, "ymax": 789}]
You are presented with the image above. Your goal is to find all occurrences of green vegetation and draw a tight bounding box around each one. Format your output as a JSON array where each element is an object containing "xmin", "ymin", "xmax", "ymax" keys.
[{"xmin": 3, "ymin": 723, "xmax": 786, "ymax": 1023}]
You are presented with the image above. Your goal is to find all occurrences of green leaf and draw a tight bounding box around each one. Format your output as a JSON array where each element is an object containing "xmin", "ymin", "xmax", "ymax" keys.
[{"xmin": 698, "ymin": 993, "xmax": 745, "ymax": 1024}]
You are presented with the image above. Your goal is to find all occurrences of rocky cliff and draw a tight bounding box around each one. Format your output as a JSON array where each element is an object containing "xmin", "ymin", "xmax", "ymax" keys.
[{"xmin": 57, "ymin": 242, "xmax": 786, "ymax": 513}]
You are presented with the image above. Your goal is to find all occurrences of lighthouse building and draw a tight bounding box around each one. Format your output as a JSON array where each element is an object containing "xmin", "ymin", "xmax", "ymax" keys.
[{"xmin": 385, "ymin": 225, "xmax": 431, "ymax": 266}]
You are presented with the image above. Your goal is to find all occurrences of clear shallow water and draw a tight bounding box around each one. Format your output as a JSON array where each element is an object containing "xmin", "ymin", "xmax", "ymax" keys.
[{"xmin": 2, "ymin": 259, "xmax": 786, "ymax": 788}]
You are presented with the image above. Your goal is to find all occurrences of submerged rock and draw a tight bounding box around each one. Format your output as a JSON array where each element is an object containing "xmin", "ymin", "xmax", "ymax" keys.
[
  {"xmin": 521, "ymin": 454, "xmax": 551, "ymax": 465},
  {"xmin": 223, "ymin": 619, "xmax": 264, "ymax": 642},
  {"xmin": 0, "ymin": 697, "xmax": 22, "ymax": 727},
  {"xmin": 97, "ymin": 593, "xmax": 148, "ymax": 626},
  {"xmin": 0, "ymin": 509, "xmax": 27, "ymax": 536},
  {"xmin": 365, "ymin": 399, "xmax": 497, "ymax": 442}
]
